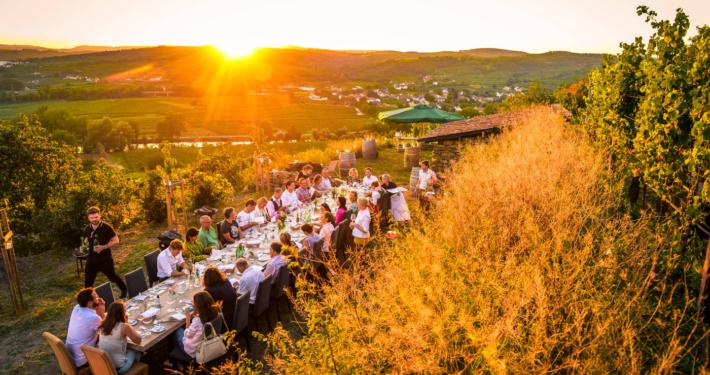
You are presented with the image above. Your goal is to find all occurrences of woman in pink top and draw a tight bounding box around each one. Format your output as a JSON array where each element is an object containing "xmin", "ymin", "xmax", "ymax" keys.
[
  {"xmin": 334, "ymin": 196, "xmax": 347, "ymax": 225},
  {"xmin": 174, "ymin": 291, "xmax": 220, "ymax": 358}
]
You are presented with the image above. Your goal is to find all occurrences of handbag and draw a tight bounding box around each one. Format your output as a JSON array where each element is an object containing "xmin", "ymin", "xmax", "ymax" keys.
[{"xmin": 196, "ymin": 316, "xmax": 227, "ymax": 364}]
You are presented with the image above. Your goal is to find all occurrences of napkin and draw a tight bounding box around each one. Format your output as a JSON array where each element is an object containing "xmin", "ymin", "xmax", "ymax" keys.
[
  {"xmin": 141, "ymin": 307, "xmax": 160, "ymax": 319},
  {"xmin": 219, "ymin": 263, "xmax": 235, "ymax": 271}
]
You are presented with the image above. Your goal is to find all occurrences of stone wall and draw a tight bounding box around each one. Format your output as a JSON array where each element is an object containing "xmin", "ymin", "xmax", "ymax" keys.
[
  {"xmin": 431, "ymin": 143, "xmax": 461, "ymax": 174},
  {"xmin": 269, "ymin": 170, "xmax": 299, "ymax": 188}
]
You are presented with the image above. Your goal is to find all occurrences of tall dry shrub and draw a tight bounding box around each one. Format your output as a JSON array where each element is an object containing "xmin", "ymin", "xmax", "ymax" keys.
[{"xmin": 263, "ymin": 107, "xmax": 704, "ymax": 373}]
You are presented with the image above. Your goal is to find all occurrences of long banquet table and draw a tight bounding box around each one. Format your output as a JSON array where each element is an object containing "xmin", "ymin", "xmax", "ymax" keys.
[{"xmin": 124, "ymin": 191, "xmax": 357, "ymax": 352}]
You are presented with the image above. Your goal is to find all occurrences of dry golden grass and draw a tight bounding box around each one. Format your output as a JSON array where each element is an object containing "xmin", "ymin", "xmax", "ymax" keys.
[{"xmin": 260, "ymin": 107, "xmax": 705, "ymax": 374}]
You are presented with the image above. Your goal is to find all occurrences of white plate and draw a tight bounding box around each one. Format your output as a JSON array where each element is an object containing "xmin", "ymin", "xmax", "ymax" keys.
[
  {"xmin": 151, "ymin": 325, "xmax": 167, "ymax": 333},
  {"xmin": 163, "ymin": 279, "xmax": 175, "ymax": 285},
  {"xmin": 128, "ymin": 319, "xmax": 138, "ymax": 326}
]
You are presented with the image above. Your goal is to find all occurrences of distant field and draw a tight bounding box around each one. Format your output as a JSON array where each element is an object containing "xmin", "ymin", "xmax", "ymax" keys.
[{"xmin": 0, "ymin": 95, "xmax": 372, "ymax": 136}]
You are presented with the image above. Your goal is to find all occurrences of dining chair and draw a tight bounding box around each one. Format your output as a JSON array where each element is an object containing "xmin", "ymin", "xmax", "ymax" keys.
[
  {"xmin": 143, "ymin": 250, "xmax": 160, "ymax": 287},
  {"xmin": 42, "ymin": 332, "xmax": 90, "ymax": 375},
  {"xmin": 124, "ymin": 268, "xmax": 148, "ymax": 298},
  {"xmin": 81, "ymin": 344, "xmax": 148, "ymax": 375},
  {"xmin": 95, "ymin": 282, "xmax": 114, "ymax": 306},
  {"xmin": 250, "ymin": 275, "xmax": 273, "ymax": 332}
]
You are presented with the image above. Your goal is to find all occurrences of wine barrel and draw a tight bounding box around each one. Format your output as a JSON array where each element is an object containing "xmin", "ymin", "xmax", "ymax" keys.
[
  {"xmin": 409, "ymin": 167, "xmax": 421, "ymax": 191},
  {"xmin": 362, "ymin": 139, "xmax": 377, "ymax": 160},
  {"xmin": 403, "ymin": 146, "xmax": 421, "ymax": 167},
  {"xmin": 338, "ymin": 151, "xmax": 356, "ymax": 177}
]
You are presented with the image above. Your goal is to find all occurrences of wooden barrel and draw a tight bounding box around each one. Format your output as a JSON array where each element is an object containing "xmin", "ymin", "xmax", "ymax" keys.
[
  {"xmin": 403, "ymin": 146, "xmax": 421, "ymax": 167},
  {"xmin": 338, "ymin": 151, "xmax": 356, "ymax": 177},
  {"xmin": 409, "ymin": 167, "xmax": 421, "ymax": 191},
  {"xmin": 362, "ymin": 139, "xmax": 377, "ymax": 160}
]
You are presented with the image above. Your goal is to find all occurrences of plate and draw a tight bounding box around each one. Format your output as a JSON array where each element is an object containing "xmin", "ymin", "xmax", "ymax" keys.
[
  {"xmin": 163, "ymin": 279, "xmax": 175, "ymax": 285},
  {"xmin": 151, "ymin": 325, "xmax": 167, "ymax": 333},
  {"xmin": 128, "ymin": 319, "xmax": 138, "ymax": 326},
  {"xmin": 246, "ymin": 239, "xmax": 261, "ymax": 246}
]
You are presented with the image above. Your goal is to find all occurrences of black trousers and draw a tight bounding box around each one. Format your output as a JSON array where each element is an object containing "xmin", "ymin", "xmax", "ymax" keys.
[{"xmin": 84, "ymin": 255, "xmax": 127, "ymax": 295}]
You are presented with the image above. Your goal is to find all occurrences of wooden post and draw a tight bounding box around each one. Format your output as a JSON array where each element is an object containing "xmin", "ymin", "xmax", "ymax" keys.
[
  {"xmin": 0, "ymin": 208, "xmax": 24, "ymax": 315},
  {"xmin": 699, "ymin": 240, "xmax": 710, "ymax": 320}
]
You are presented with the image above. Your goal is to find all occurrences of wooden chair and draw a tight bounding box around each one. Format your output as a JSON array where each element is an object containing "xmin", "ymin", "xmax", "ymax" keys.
[
  {"xmin": 42, "ymin": 332, "xmax": 90, "ymax": 375},
  {"xmin": 81, "ymin": 344, "xmax": 149, "ymax": 375},
  {"xmin": 125, "ymin": 268, "xmax": 148, "ymax": 298},
  {"xmin": 95, "ymin": 282, "xmax": 114, "ymax": 306},
  {"xmin": 143, "ymin": 250, "xmax": 160, "ymax": 287}
]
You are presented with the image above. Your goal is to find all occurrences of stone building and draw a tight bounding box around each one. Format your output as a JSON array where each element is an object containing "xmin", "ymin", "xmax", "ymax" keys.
[{"xmin": 418, "ymin": 105, "xmax": 570, "ymax": 173}]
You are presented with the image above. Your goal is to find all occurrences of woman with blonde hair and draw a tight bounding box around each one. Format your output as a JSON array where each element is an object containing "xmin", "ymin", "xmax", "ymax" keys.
[{"xmin": 347, "ymin": 168, "xmax": 359, "ymax": 186}]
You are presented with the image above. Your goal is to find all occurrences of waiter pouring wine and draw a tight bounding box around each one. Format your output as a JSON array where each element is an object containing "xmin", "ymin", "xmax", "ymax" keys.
[{"xmin": 83, "ymin": 206, "xmax": 127, "ymax": 299}]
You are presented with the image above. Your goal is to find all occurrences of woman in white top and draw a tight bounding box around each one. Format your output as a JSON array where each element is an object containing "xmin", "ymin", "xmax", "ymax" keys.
[
  {"xmin": 98, "ymin": 301, "xmax": 142, "ymax": 374},
  {"xmin": 350, "ymin": 197, "xmax": 371, "ymax": 247},
  {"xmin": 174, "ymin": 291, "xmax": 221, "ymax": 358},
  {"xmin": 318, "ymin": 211, "xmax": 336, "ymax": 253}
]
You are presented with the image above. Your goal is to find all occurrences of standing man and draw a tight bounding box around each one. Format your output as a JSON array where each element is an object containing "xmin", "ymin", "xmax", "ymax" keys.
[
  {"xmin": 416, "ymin": 160, "xmax": 437, "ymax": 194},
  {"xmin": 84, "ymin": 206, "xmax": 127, "ymax": 298}
]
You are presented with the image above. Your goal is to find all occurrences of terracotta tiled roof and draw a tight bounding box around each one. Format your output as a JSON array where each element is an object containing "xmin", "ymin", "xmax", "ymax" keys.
[{"xmin": 418, "ymin": 105, "xmax": 570, "ymax": 142}]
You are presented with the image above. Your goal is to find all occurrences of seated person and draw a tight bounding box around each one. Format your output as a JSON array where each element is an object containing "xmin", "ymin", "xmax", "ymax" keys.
[
  {"xmin": 347, "ymin": 168, "xmax": 359, "ymax": 185},
  {"xmin": 317, "ymin": 169, "xmax": 333, "ymax": 190},
  {"xmin": 280, "ymin": 181, "xmax": 300, "ymax": 211},
  {"xmin": 237, "ymin": 200, "xmax": 258, "ymax": 236},
  {"xmin": 295, "ymin": 178, "xmax": 313, "ymax": 204},
  {"xmin": 350, "ymin": 198, "xmax": 372, "ymax": 247},
  {"xmin": 263, "ymin": 242, "xmax": 288, "ymax": 279},
  {"xmin": 235, "ymin": 258, "xmax": 264, "ymax": 304},
  {"xmin": 174, "ymin": 291, "xmax": 220, "ymax": 359},
  {"xmin": 347, "ymin": 191, "xmax": 359, "ymax": 214},
  {"xmin": 362, "ymin": 167, "xmax": 378, "ymax": 187},
  {"xmin": 197, "ymin": 215, "xmax": 221, "ymax": 249},
  {"xmin": 219, "ymin": 207, "xmax": 241, "ymax": 246},
  {"xmin": 184, "ymin": 227, "xmax": 208, "ymax": 262},
  {"xmin": 370, "ymin": 181, "xmax": 382, "ymax": 208},
  {"xmin": 66, "ymin": 287, "xmax": 106, "ymax": 368},
  {"xmin": 318, "ymin": 212, "xmax": 336, "ymax": 254},
  {"xmin": 335, "ymin": 196, "xmax": 347, "ymax": 225},
  {"xmin": 301, "ymin": 223, "xmax": 321, "ymax": 254},
  {"xmin": 203, "ymin": 267, "xmax": 237, "ymax": 330},
  {"xmin": 253, "ymin": 197, "xmax": 270, "ymax": 224},
  {"xmin": 157, "ymin": 239, "xmax": 187, "ymax": 280},
  {"xmin": 280, "ymin": 232, "xmax": 296, "ymax": 248},
  {"xmin": 98, "ymin": 301, "xmax": 142, "ymax": 374},
  {"xmin": 267, "ymin": 189, "xmax": 284, "ymax": 219}
]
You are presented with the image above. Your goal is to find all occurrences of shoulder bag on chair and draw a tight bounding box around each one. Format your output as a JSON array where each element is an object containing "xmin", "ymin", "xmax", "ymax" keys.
[{"xmin": 196, "ymin": 320, "xmax": 227, "ymax": 364}]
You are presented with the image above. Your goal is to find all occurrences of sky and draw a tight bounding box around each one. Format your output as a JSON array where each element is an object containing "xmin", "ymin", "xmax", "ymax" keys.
[{"xmin": 0, "ymin": 0, "xmax": 709, "ymax": 54}]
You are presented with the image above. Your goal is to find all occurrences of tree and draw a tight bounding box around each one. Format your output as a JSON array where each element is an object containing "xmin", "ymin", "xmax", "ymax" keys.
[
  {"xmin": 460, "ymin": 106, "xmax": 481, "ymax": 118},
  {"xmin": 156, "ymin": 114, "xmax": 186, "ymax": 141},
  {"xmin": 104, "ymin": 121, "xmax": 136, "ymax": 151}
]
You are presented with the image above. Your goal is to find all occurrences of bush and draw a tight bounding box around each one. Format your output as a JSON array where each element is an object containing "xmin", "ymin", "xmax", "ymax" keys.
[
  {"xmin": 256, "ymin": 108, "xmax": 704, "ymax": 373},
  {"xmin": 140, "ymin": 170, "xmax": 167, "ymax": 224},
  {"xmin": 185, "ymin": 170, "xmax": 232, "ymax": 209}
]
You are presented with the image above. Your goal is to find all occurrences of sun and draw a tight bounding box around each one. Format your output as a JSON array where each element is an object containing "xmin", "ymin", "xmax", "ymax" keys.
[{"xmin": 214, "ymin": 41, "xmax": 257, "ymax": 59}]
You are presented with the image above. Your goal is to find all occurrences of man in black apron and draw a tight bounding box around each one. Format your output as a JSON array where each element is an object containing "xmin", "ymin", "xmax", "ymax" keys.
[{"xmin": 84, "ymin": 206, "xmax": 127, "ymax": 298}]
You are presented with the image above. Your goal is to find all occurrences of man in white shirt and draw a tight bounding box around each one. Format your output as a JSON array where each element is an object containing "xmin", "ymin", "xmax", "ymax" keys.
[
  {"xmin": 66, "ymin": 287, "xmax": 106, "ymax": 367},
  {"xmin": 236, "ymin": 258, "xmax": 264, "ymax": 304},
  {"xmin": 362, "ymin": 167, "xmax": 378, "ymax": 188},
  {"xmin": 157, "ymin": 239, "xmax": 187, "ymax": 280},
  {"xmin": 263, "ymin": 242, "xmax": 288, "ymax": 279},
  {"xmin": 417, "ymin": 160, "xmax": 437, "ymax": 191},
  {"xmin": 237, "ymin": 200, "xmax": 258, "ymax": 235},
  {"xmin": 267, "ymin": 188, "xmax": 284, "ymax": 220},
  {"xmin": 280, "ymin": 180, "xmax": 300, "ymax": 211},
  {"xmin": 350, "ymin": 198, "xmax": 372, "ymax": 247}
]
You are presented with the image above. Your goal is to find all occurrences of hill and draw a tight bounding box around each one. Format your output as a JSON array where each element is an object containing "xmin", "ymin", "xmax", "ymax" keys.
[{"xmin": 0, "ymin": 45, "xmax": 601, "ymax": 92}]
